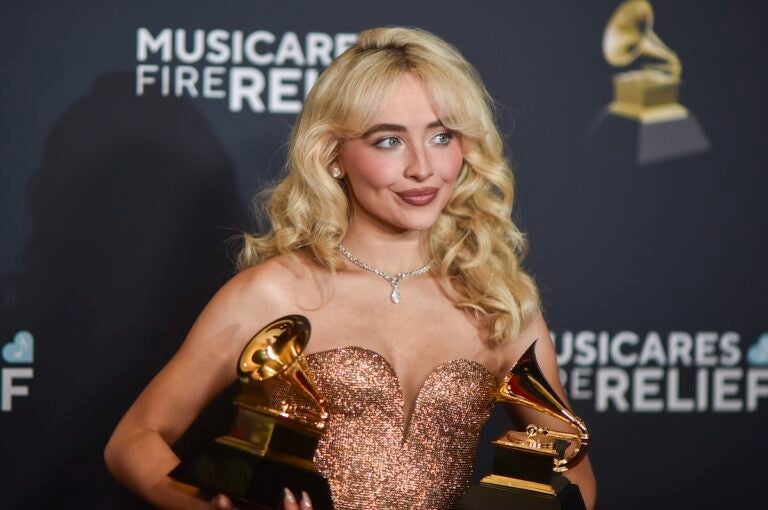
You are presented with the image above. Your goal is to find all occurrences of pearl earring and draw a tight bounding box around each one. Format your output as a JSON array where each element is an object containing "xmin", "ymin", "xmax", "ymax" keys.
[{"xmin": 331, "ymin": 167, "xmax": 343, "ymax": 179}]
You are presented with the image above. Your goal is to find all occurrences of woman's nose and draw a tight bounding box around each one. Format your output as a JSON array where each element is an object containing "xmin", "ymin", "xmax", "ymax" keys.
[{"xmin": 404, "ymin": 146, "xmax": 434, "ymax": 181}]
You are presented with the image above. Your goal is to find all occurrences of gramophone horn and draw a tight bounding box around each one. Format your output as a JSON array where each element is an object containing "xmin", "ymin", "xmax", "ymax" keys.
[
  {"xmin": 238, "ymin": 314, "xmax": 327, "ymax": 420},
  {"xmin": 603, "ymin": 0, "xmax": 681, "ymax": 77}
]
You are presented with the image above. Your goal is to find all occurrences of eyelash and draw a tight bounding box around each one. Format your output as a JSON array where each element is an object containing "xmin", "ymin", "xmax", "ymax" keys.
[
  {"xmin": 373, "ymin": 131, "xmax": 455, "ymax": 150},
  {"xmin": 374, "ymin": 137, "xmax": 402, "ymax": 150}
]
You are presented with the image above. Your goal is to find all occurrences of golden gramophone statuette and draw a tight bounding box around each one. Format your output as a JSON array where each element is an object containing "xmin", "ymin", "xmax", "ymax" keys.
[
  {"xmin": 170, "ymin": 315, "xmax": 334, "ymax": 509},
  {"xmin": 604, "ymin": 0, "xmax": 685, "ymax": 124},
  {"xmin": 458, "ymin": 340, "xmax": 589, "ymax": 510},
  {"xmin": 587, "ymin": 0, "xmax": 709, "ymax": 164}
]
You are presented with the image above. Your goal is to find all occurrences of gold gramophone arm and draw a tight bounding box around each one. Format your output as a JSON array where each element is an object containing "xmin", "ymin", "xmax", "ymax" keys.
[
  {"xmin": 525, "ymin": 416, "xmax": 591, "ymax": 473},
  {"xmin": 283, "ymin": 360, "xmax": 329, "ymax": 420},
  {"xmin": 272, "ymin": 400, "xmax": 328, "ymax": 430},
  {"xmin": 639, "ymin": 29, "xmax": 682, "ymax": 79}
]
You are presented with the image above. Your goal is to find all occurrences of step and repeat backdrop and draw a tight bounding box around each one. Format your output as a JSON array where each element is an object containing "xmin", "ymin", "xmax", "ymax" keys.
[{"xmin": 2, "ymin": 1, "xmax": 766, "ymax": 508}]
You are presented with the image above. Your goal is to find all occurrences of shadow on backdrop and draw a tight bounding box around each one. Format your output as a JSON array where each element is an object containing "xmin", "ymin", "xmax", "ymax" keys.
[{"xmin": 0, "ymin": 71, "xmax": 248, "ymax": 508}]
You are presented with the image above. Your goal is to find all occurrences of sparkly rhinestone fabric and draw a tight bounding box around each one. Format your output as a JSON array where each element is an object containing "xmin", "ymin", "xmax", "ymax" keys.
[{"xmin": 271, "ymin": 346, "xmax": 497, "ymax": 510}]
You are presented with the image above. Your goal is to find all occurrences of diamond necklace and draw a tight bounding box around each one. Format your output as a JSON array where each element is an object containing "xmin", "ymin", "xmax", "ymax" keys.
[{"xmin": 336, "ymin": 243, "xmax": 433, "ymax": 304}]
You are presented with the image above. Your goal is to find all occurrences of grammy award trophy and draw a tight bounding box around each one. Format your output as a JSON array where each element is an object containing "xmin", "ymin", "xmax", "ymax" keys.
[
  {"xmin": 170, "ymin": 315, "xmax": 334, "ymax": 509},
  {"xmin": 458, "ymin": 340, "xmax": 590, "ymax": 510},
  {"xmin": 587, "ymin": 0, "xmax": 709, "ymax": 164}
]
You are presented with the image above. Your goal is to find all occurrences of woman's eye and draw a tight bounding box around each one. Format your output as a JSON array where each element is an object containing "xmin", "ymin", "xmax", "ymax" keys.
[
  {"xmin": 374, "ymin": 136, "xmax": 402, "ymax": 149},
  {"xmin": 433, "ymin": 132, "xmax": 454, "ymax": 145}
]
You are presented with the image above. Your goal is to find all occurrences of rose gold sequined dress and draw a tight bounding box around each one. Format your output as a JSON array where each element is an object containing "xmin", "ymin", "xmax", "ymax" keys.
[{"xmin": 274, "ymin": 346, "xmax": 498, "ymax": 510}]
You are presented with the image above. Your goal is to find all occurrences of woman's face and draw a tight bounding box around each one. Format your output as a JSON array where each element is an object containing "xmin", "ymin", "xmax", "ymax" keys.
[{"xmin": 337, "ymin": 73, "xmax": 464, "ymax": 234}]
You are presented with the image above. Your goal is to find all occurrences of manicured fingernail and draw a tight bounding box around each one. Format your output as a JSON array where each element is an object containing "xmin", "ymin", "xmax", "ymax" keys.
[
  {"xmin": 284, "ymin": 487, "xmax": 296, "ymax": 504},
  {"xmin": 301, "ymin": 491, "xmax": 312, "ymax": 508}
]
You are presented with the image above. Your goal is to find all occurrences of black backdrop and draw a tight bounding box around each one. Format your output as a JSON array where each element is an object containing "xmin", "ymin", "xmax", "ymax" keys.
[{"xmin": 2, "ymin": 1, "xmax": 767, "ymax": 508}]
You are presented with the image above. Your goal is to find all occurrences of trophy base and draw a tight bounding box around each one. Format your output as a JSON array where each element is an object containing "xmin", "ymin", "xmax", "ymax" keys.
[
  {"xmin": 457, "ymin": 474, "xmax": 585, "ymax": 510},
  {"xmin": 586, "ymin": 105, "xmax": 709, "ymax": 165},
  {"xmin": 170, "ymin": 440, "xmax": 334, "ymax": 510}
]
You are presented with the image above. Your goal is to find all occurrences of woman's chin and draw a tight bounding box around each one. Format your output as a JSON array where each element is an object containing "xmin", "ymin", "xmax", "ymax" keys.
[
  {"xmin": 366, "ymin": 218, "xmax": 436, "ymax": 235},
  {"xmin": 353, "ymin": 206, "xmax": 443, "ymax": 234},
  {"xmin": 391, "ymin": 217, "xmax": 440, "ymax": 233}
]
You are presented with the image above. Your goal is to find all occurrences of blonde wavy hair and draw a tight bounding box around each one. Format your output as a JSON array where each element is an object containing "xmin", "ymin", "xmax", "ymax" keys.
[{"xmin": 238, "ymin": 26, "xmax": 540, "ymax": 345}]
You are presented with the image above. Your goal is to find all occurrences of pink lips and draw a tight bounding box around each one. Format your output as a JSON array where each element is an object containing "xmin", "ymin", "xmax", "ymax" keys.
[{"xmin": 396, "ymin": 187, "xmax": 439, "ymax": 206}]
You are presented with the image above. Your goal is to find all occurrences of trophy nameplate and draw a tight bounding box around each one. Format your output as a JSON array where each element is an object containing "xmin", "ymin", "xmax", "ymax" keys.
[{"xmin": 171, "ymin": 315, "xmax": 334, "ymax": 509}]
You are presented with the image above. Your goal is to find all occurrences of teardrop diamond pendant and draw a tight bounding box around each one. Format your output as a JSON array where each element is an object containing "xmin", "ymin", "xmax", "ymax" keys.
[{"xmin": 336, "ymin": 243, "xmax": 432, "ymax": 304}]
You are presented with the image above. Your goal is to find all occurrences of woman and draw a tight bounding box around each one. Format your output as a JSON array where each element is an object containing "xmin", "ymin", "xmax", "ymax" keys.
[{"xmin": 105, "ymin": 26, "xmax": 596, "ymax": 509}]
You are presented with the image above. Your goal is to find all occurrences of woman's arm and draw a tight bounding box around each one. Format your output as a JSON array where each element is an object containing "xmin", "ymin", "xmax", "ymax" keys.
[
  {"xmin": 104, "ymin": 262, "xmax": 293, "ymax": 509},
  {"xmin": 503, "ymin": 312, "xmax": 597, "ymax": 510}
]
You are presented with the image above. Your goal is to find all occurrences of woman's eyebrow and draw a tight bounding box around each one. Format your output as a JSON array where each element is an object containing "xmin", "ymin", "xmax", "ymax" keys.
[{"xmin": 361, "ymin": 120, "xmax": 443, "ymax": 137}]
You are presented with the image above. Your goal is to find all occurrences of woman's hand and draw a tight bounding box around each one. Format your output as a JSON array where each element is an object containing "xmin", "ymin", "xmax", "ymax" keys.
[
  {"xmin": 210, "ymin": 494, "xmax": 236, "ymax": 509},
  {"xmin": 209, "ymin": 489, "xmax": 313, "ymax": 510},
  {"xmin": 283, "ymin": 488, "xmax": 313, "ymax": 510}
]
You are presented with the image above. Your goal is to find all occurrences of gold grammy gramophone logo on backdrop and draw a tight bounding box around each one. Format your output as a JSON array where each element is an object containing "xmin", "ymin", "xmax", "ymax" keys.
[{"xmin": 588, "ymin": 0, "xmax": 709, "ymax": 165}]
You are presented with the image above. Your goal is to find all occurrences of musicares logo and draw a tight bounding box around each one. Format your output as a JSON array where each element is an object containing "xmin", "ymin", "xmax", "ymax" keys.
[
  {"xmin": 553, "ymin": 330, "xmax": 768, "ymax": 413},
  {"xmin": 1, "ymin": 330, "xmax": 34, "ymax": 412},
  {"xmin": 134, "ymin": 28, "xmax": 357, "ymax": 113}
]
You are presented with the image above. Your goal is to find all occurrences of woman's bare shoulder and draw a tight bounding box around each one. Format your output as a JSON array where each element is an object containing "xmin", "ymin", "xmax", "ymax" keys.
[{"xmin": 217, "ymin": 254, "xmax": 311, "ymax": 314}]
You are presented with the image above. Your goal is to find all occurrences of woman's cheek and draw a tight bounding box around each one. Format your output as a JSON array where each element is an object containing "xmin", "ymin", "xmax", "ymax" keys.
[
  {"xmin": 439, "ymin": 146, "xmax": 465, "ymax": 183},
  {"xmin": 355, "ymin": 153, "xmax": 401, "ymax": 187}
]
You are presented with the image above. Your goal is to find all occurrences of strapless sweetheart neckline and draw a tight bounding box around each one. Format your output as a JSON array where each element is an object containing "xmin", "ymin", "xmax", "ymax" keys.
[
  {"xmin": 303, "ymin": 345, "xmax": 498, "ymax": 440},
  {"xmin": 271, "ymin": 346, "xmax": 499, "ymax": 509}
]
